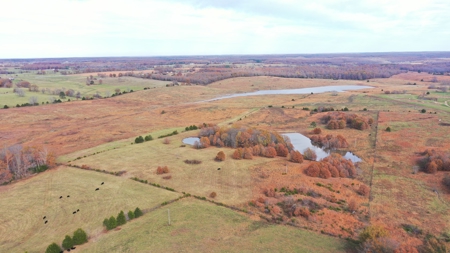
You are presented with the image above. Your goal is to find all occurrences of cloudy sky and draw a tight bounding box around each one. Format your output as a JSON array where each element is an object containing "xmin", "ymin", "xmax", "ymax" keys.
[{"xmin": 1, "ymin": 0, "xmax": 449, "ymax": 58}]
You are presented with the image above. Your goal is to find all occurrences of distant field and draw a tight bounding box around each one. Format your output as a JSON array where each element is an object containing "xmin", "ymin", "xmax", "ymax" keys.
[
  {"xmin": 0, "ymin": 72, "xmax": 170, "ymax": 107},
  {"xmin": 77, "ymin": 198, "xmax": 347, "ymax": 253},
  {"xmin": 0, "ymin": 166, "xmax": 180, "ymax": 253}
]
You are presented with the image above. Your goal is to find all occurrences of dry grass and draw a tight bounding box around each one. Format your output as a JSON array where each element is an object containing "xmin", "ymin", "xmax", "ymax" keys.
[{"xmin": 0, "ymin": 166, "xmax": 180, "ymax": 253}]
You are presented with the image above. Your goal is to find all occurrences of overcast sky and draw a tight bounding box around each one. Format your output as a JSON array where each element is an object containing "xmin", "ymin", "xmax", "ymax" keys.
[{"xmin": 1, "ymin": 0, "xmax": 449, "ymax": 58}]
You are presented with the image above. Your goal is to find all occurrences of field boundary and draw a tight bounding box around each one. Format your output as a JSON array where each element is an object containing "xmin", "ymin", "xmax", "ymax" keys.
[{"xmin": 367, "ymin": 111, "xmax": 380, "ymax": 219}]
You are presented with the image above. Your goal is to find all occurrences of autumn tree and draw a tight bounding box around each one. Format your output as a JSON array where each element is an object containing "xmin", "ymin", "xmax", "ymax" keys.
[
  {"xmin": 357, "ymin": 184, "xmax": 370, "ymax": 197},
  {"xmin": 215, "ymin": 151, "xmax": 226, "ymax": 161},
  {"xmin": 232, "ymin": 148, "xmax": 243, "ymax": 160},
  {"xmin": 200, "ymin": 136, "xmax": 210, "ymax": 148},
  {"xmin": 289, "ymin": 150, "xmax": 303, "ymax": 163},
  {"xmin": 275, "ymin": 143, "xmax": 289, "ymax": 157},
  {"xmin": 303, "ymin": 148, "xmax": 317, "ymax": 161},
  {"xmin": 156, "ymin": 166, "xmax": 169, "ymax": 174}
]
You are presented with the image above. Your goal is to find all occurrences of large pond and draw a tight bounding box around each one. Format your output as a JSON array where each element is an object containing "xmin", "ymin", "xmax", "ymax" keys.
[
  {"xmin": 204, "ymin": 85, "xmax": 372, "ymax": 102},
  {"xmin": 183, "ymin": 134, "xmax": 361, "ymax": 162}
]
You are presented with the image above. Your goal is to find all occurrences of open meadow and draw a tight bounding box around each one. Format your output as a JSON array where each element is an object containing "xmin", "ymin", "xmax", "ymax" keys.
[{"xmin": 2, "ymin": 70, "xmax": 450, "ymax": 251}]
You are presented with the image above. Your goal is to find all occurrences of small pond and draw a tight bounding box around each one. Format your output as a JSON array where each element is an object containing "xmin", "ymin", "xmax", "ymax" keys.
[
  {"xmin": 282, "ymin": 133, "xmax": 361, "ymax": 162},
  {"xmin": 204, "ymin": 85, "xmax": 372, "ymax": 102},
  {"xmin": 182, "ymin": 133, "xmax": 362, "ymax": 162},
  {"xmin": 182, "ymin": 137, "xmax": 200, "ymax": 145}
]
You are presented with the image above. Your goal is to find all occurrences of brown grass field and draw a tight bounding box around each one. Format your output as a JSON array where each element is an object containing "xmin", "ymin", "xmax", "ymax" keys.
[{"xmin": 2, "ymin": 73, "xmax": 450, "ymax": 251}]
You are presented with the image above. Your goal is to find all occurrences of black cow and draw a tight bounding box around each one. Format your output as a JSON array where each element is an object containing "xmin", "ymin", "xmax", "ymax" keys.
[
  {"xmin": 73, "ymin": 211, "xmax": 76, "ymax": 214},
  {"xmin": 95, "ymin": 188, "xmax": 99, "ymax": 191},
  {"xmin": 101, "ymin": 182, "xmax": 104, "ymax": 185},
  {"xmin": 77, "ymin": 209, "xmax": 80, "ymax": 212},
  {"xmin": 43, "ymin": 216, "xmax": 46, "ymax": 219},
  {"xmin": 67, "ymin": 195, "xmax": 70, "ymax": 198},
  {"xmin": 217, "ymin": 168, "xmax": 221, "ymax": 170},
  {"xmin": 45, "ymin": 220, "xmax": 48, "ymax": 224},
  {"xmin": 60, "ymin": 196, "xmax": 63, "ymax": 199}
]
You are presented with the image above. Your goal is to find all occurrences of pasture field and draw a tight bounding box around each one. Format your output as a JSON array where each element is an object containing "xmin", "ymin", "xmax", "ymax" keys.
[
  {"xmin": 0, "ymin": 71, "xmax": 170, "ymax": 107},
  {"xmin": 76, "ymin": 198, "xmax": 347, "ymax": 253},
  {"xmin": 0, "ymin": 166, "xmax": 180, "ymax": 253}
]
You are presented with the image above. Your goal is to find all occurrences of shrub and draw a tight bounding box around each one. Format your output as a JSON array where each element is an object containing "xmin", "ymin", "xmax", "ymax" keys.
[
  {"xmin": 72, "ymin": 228, "xmax": 88, "ymax": 245},
  {"xmin": 275, "ymin": 143, "xmax": 289, "ymax": 157},
  {"xmin": 210, "ymin": 192, "xmax": 217, "ymax": 198},
  {"xmin": 243, "ymin": 148, "xmax": 253, "ymax": 159},
  {"xmin": 232, "ymin": 148, "xmax": 243, "ymax": 160},
  {"xmin": 305, "ymin": 162, "xmax": 320, "ymax": 177},
  {"xmin": 358, "ymin": 184, "xmax": 370, "ymax": 197},
  {"xmin": 128, "ymin": 210, "xmax": 135, "ymax": 220},
  {"xmin": 62, "ymin": 235, "xmax": 73, "ymax": 250},
  {"xmin": 163, "ymin": 175, "xmax": 172, "ymax": 179},
  {"xmin": 144, "ymin": 135, "xmax": 153, "ymax": 141},
  {"xmin": 135, "ymin": 136, "xmax": 144, "ymax": 143},
  {"xmin": 289, "ymin": 150, "xmax": 303, "ymax": 163},
  {"xmin": 312, "ymin": 128, "xmax": 322, "ymax": 134},
  {"xmin": 45, "ymin": 243, "xmax": 62, "ymax": 253},
  {"xmin": 264, "ymin": 146, "xmax": 277, "ymax": 158},
  {"xmin": 359, "ymin": 225, "xmax": 389, "ymax": 242},
  {"xmin": 117, "ymin": 210, "xmax": 126, "ymax": 226},
  {"xmin": 347, "ymin": 198, "xmax": 358, "ymax": 212},
  {"xmin": 215, "ymin": 151, "xmax": 226, "ymax": 161},
  {"xmin": 134, "ymin": 207, "xmax": 143, "ymax": 218},
  {"xmin": 425, "ymin": 161, "xmax": 438, "ymax": 174},
  {"xmin": 303, "ymin": 148, "xmax": 317, "ymax": 161},
  {"xmin": 421, "ymin": 109, "xmax": 426, "ymax": 113},
  {"xmin": 386, "ymin": 126, "xmax": 391, "ymax": 132},
  {"xmin": 156, "ymin": 166, "xmax": 169, "ymax": 174},
  {"xmin": 200, "ymin": 136, "xmax": 210, "ymax": 148},
  {"xmin": 163, "ymin": 138, "xmax": 170, "ymax": 144}
]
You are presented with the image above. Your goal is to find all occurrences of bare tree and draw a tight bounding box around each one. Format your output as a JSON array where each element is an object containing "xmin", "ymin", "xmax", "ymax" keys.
[
  {"xmin": 29, "ymin": 96, "xmax": 38, "ymax": 105},
  {"xmin": 15, "ymin": 88, "xmax": 25, "ymax": 97}
]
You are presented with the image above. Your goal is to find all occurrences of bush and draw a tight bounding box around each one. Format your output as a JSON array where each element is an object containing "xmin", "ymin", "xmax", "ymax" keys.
[
  {"xmin": 360, "ymin": 237, "xmax": 400, "ymax": 253},
  {"xmin": 184, "ymin": 159, "xmax": 202, "ymax": 164},
  {"xmin": 275, "ymin": 143, "xmax": 289, "ymax": 157},
  {"xmin": 359, "ymin": 225, "xmax": 389, "ymax": 242},
  {"xmin": 232, "ymin": 148, "xmax": 243, "ymax": 160},
  {"xmin": 135, "ymin": 136, "xmax": 144, "ymax": 143},
  {"xmin": 128, "ymin": 210, "xmax": 135, "ymax": 220},
  {"xmin": 210, "ymin": 192, "xmax": 217, "ymax": 198},
  {"xmin": 303, "ymin": 148, "xmax": 317, "ymax": 161},
  {"xmin": 45, "ymin": 243, "xmax": 62, "ymax": 253},
  {"xmin": 134, "ymin": 207, "xmax": 143, "ymax": 218},
  {"xmin": 289, "ymin": 150, "xmax": 303, "ymax": 163},
  {"xmin": 156, "ymin": 166, "xmax": 169, "ymax": 174},
  {"xmin": 163, "ymin": 138, "xmax": 170, "ymax": 144},
  {"xmin": 312, "ymin": 128, "xmax": 322, "ymax": 134},
  {"xmin": 62, "ymin": 235, "xmax": 73, "ymax": 250},
  {"xmin": 144, "ymin": 135, "xmax": 153, "ymax": 141},
  {"xmin": 72, "ymin": 228, "xmax": 88, "ymax": 245},
  {"xmin": 215, "ymin": 151, "xmax": 226, "ymax": 161},
  {"xmin": 386, "ymin": 126, "xmax": 391, "ymax": 132},
  {"xmin": 117, "ymin": 210, "xmax": 126, "ymax": 226},
  {"xmin": 421, "ymin": 109, "xmax": 427, "ymax": 113},
  {"xmin": 358, "ymin": 184, "xmax": 370, "ymax": 197},
  {"xmin": 305, "ymin": 162, "xmax": 320, "ymax": 177},
  {"xmin": 3, "ymin": 105, "xmax": 8, "ymax": 109},
  {"xmin": 347, "ymin": 198, "xmax": 358, "ymax": 212}
]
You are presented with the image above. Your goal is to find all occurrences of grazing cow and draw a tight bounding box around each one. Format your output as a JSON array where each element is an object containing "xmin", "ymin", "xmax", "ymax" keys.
[
  {"xmin": 77, "ymin": 209, "xmax": 79, "ymax": 212},
  {"xmin": 67, "ymin": 249, "xmax": 71, "ymax": 252},
  {"xmin": 71, "ymin": 247, "xmax": 76, "ymax": 249},
  {"xmin": 60, "ymin": 196, "xmax": 63, "ymax": 199},
  {"xmin": 45, "ymin": 221, "xmax": 48, "ymax": 224},
  {"xmin": 67, "ymin": 195, "xmax": 70, "ymax": 198},
  {"xmin": 73, "ymin": 211, "xmax": 76, "ymax": 214},
  {"xmin": 101, "ymin": 182, "xmax": 104, "ymax": 185},
  {"xmin": 43, "ymin": 216, "xmax": 46, "ymax": 219},
  {"xmin": 95, "ymin": 188, "xmax": 99, "ymax": 191},
  {"xmin": 217, "ymin": 168, "xmax": 220, "ymax": 170}
]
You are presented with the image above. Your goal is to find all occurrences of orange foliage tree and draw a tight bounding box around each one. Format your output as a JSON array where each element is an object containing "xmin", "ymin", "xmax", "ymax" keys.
[
  {"xmin": 215, "ymin": 151, "xmax": 226, "ymax": 161},
  {"xmin": 289, "ymin": 150, "xmax": 303, "ymax": 163},
  {"xmin": 156, "ymin": 166, "xmax": 169, "ymax": 174}
]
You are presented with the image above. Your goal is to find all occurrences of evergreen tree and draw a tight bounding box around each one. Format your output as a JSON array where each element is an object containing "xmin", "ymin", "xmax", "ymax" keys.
[
  {"xmin": 72, "ymin": 228, "xmax": 88, "ymax": 245},
  {"xmin": 45, "ymin": 243, "xmax": 61, "ymax": 253},
  {"xmin": 144, "ymin": 135, "xmax": 153, "ymax": 141},
  {"xmin": 108, "ymin": 216, "xmax": 117, "ymax": 230},
  {"xmin": 135, "ymin": 136, "xmax": 144, "ymax": 143},
  {"xmin": 103, "ymin": 218, "xmax": 109, "ymax": 228},
  {"xmin": 134, "ymin": 207, "xmax": 143, "ymax": 218},
  {"xmin": 128, "ymin": 210, "xmax": 135, "ymax": 220},
  {"xmin": 62, "ymin": 235, "xmax": 73, "ymax": 250},
  {"xmin": 117, "ymin": 211, "xmax": 126, "ymax": 226}
]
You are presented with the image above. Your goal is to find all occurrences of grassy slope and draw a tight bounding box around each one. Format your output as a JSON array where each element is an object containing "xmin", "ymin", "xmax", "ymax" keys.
[
  {"xmin": 78, "ymin": 198, "xmax": 347, "ymax": 253},
  {"xmin": 0, "ymin": 166, "xmax": 180, "ymax": 253}
]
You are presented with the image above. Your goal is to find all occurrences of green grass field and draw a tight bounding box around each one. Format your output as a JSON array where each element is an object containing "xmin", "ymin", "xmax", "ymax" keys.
[
  {"xmin": 0, "ymin": 167, "xmax": 180, "ymax": 253},
  {"xmin": 77, "ymin": 198, "xmax": 347, "ymax": 253},
  {"xmin": 0, "ymin": 72, "xmax": 170, "ymax": 107}
]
